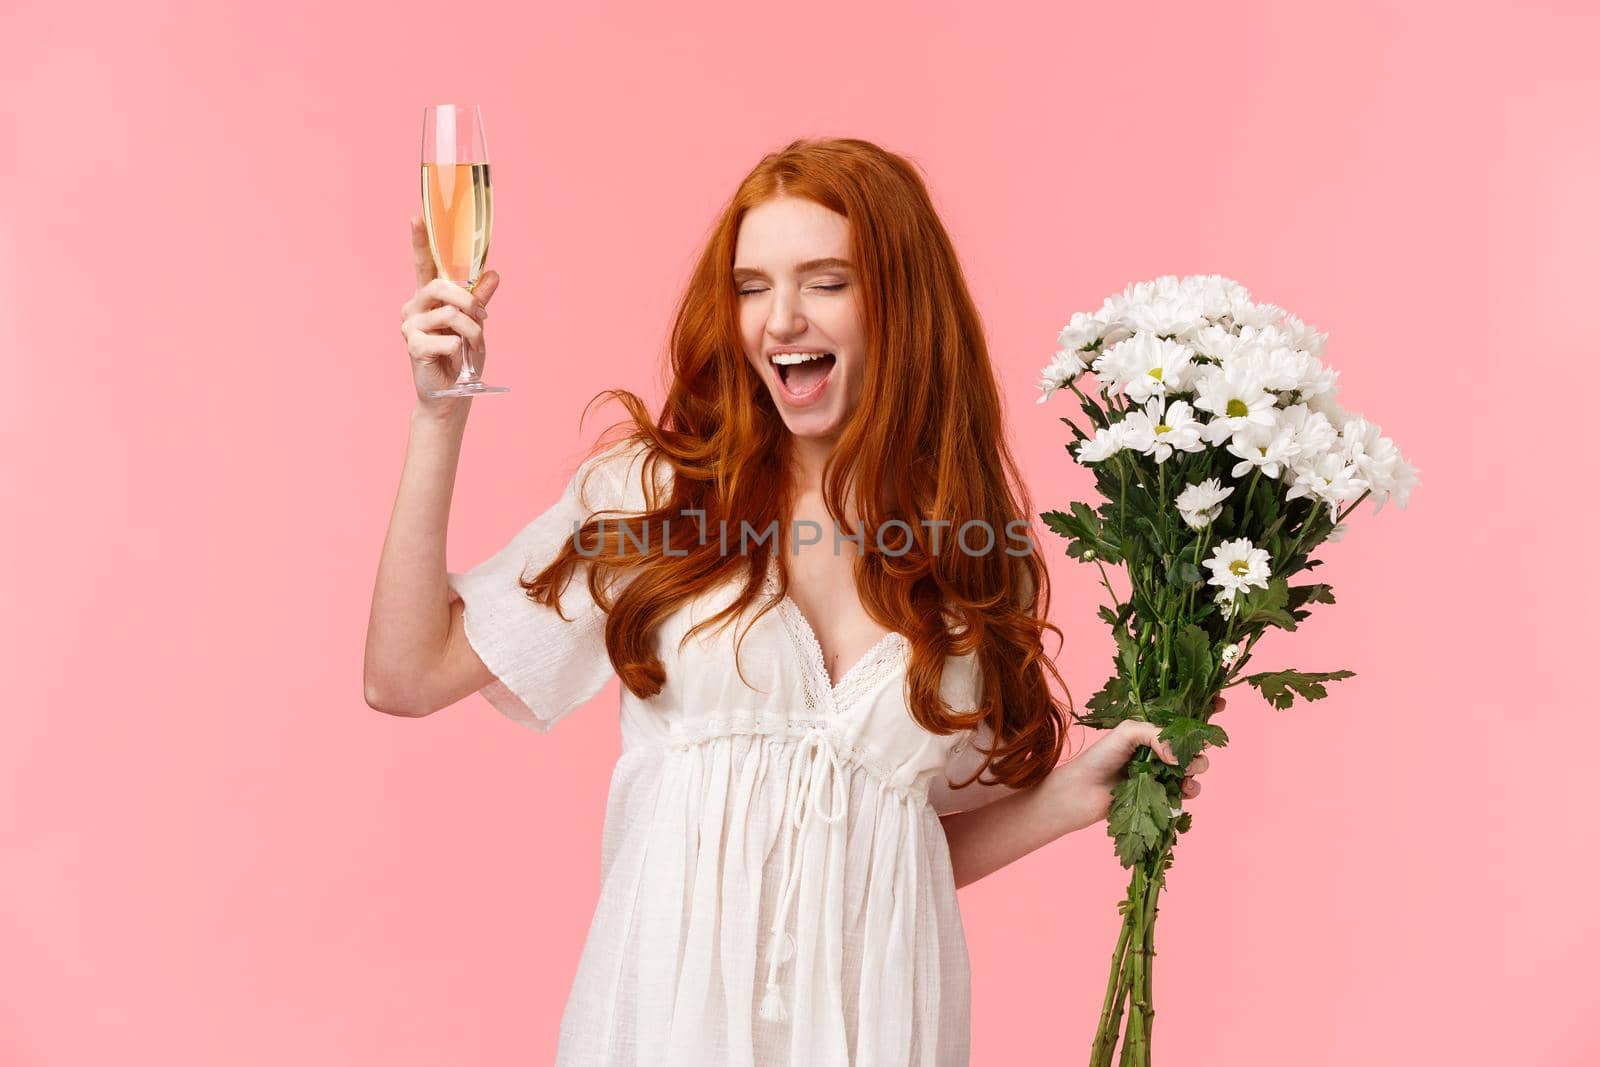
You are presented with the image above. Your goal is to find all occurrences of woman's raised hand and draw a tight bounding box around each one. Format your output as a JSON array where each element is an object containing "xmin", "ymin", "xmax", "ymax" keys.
[{"xmin": 399, "ymin": 216, "xmax": 501, "ymax": 418}]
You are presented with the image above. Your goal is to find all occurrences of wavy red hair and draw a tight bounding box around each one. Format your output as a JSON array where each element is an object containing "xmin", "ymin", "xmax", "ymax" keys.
[{"xmin": 525, "ymin": 137, "xmax": 1076, "ymax": 793}]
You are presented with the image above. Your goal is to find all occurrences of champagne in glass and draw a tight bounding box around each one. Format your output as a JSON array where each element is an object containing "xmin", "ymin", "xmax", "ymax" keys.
[{"xmin": 420, "ymin": 104, "xmax": 508, "ymax": 397}]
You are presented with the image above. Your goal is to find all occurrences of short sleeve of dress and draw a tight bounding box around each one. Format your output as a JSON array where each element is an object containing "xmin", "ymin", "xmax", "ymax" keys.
[{"xmin": 445, "ymin": 441, "xmax": 637, "ymax": 732}]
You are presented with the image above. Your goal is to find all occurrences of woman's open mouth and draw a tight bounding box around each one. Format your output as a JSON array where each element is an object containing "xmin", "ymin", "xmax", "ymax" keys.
[{"xmin": 771, "ymin": 351, "xmax": 836, "ymax": 405}]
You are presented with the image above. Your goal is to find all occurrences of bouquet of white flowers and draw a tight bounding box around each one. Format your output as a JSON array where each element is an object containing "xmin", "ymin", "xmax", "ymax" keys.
[{"xmin": 1036, "ymin": 275, "xmax": 1418, "ymax": 1066}]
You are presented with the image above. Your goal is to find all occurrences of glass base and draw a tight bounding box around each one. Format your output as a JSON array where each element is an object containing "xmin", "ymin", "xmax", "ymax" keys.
[{"xmin": 428, "ymin": 381, "xmax": 511, "ymax": 398}]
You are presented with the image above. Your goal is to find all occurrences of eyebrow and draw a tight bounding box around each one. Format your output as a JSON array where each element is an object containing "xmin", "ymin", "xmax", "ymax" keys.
[{"xmin": 731, "ymin": 257, "xmax": 853, "ymax": 283}]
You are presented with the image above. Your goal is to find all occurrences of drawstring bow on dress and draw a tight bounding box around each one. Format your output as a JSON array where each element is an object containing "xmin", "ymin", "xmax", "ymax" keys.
[{"xmin": 758, "ymin": 728, "xmax": 848, "ymax": 1023}]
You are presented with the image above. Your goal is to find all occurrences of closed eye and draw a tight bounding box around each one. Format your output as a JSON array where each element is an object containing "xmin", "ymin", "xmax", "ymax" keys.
[{"xmin": 737, "ymin": 284, "xmax": 848, "ymax": 297}]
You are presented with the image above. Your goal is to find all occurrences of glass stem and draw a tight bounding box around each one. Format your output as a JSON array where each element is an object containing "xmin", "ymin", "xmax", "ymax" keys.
[{"xmin": 455, "ymin": 334, "xmax": 482, "ymax": 384}]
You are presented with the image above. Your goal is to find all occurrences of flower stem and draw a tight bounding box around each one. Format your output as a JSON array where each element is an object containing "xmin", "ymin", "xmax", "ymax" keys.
[
  {"xmin": 1182, "ymin": 522, "xmax": 1212, "ymax": 623},
  {"xmin": 1139, "ymin": 845, "xmax": 1169, "ymax": 1063},
  {"xmin": 1067, "ymin": 380, "xmax": 1104, "ymax": 428},
  {"xmin": 1335, "ymin": 487, "xmax": 1372, "ymax": 525},
  {"xmin": 1123, "ymin": 866, "xmax": 1149, "ymax": 1065},
  {"xmin": 1089, "ymin": 900, "xmax": 1137, "ymax": 1067},
  {"xmin": 1239, "ymin": 467, "xmax": 1262, "ymax": 526},
  {"xmin": 1280, "ymin": 500, "xmax": 1322, "ymax": 575},
  {"xmin": 1094, "ymin": 557, "xmax": 1124, "ymax": 617}
]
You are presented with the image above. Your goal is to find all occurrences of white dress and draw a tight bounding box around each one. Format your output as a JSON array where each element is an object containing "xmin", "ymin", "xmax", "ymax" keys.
[{"xmin": 447, "ymin": 440, "xmax": 1010, "ymax": 1067}]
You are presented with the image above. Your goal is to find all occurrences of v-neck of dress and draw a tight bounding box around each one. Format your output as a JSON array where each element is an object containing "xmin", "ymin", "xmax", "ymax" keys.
[{"xmin": 763, "ymin": 554, "xmax": 909, "ymax": 713}]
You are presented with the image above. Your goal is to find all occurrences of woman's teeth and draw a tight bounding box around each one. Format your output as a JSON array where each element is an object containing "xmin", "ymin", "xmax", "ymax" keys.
[{"xmin": 772, "ymin": 351, "xmax": 836, "ymax": 398}]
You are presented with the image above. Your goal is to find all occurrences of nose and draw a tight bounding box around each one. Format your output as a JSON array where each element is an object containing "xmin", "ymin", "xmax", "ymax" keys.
[{"xmin": 765, "ymin": 286, "xmax": 806, "ymax": 339}]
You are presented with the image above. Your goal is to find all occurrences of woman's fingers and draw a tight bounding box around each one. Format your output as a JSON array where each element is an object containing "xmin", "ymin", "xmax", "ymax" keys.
[
  {"xmin": 1118, "ymin": 720, "xmax": 1178, "ymax": 765},
  {"xmin": 407, "ymin": 304, "xmax": 485, "ymax": 351},
  {"xmin": 421, "ymin": 277, "xmax": 489, "ymax": 317},
  {"xmin": 1114, "ymin": 720, "xmax": 1218, "ymax": 790},
  {"xmin": 402, "ymin": 330, "xmax": 465, "ymax": 361},
  {"xmin": 1179, "ymin": 752, "xmax": 1210, "ymax": 799},
  {"xmin": 410, "ymin": 216, "xmax": 437, "ymax": 288}
]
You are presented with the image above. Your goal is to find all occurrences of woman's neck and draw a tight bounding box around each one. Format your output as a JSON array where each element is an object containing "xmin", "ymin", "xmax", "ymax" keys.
[{"xmin": 786, "ymin": 433, "xmax": 837, "ymax": 495}]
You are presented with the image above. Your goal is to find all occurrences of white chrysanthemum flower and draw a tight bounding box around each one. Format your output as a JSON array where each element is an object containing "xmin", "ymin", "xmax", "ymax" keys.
[
  {"xmin": 1226, "ymin": 420, "xmax": 1298, "ymax": 479},
  {"xmin": 1219, "ymin": 642, "xmax": 1242, "ymax": 666},
  {"xmin": 1214, "ymin": 588, "xmax": 1240, "ymax": 619},
  {"xmin": 1123, "ymin": 291, "xmax": 1209, "ymax": 341},
  {"xmin": 1190, "ymin": 323, "xmax": 1248, "ymax": 362},
  {"xmin": 1121, "ymin": 397, "xmax": 1207, "ymax": 463},
  {"xmin": 1093, "ymin": 292, "xmax": 1137, "ymax": 348},
  {"xmin": 1276, "ymin": 403, "xmax": 1340, "ymax": 463},
  {"xmin": 1205, "ymin": 537, "xmax": 1272, "ymax": 600},
  {"xmin": 1088, "ymin": 339, "xmax": 1127, "ymax": 389},
  {"xmin": 1280, "ymin": 313, "xmax": 1329, "ymax": 358},
  {"xmin": 1229, "ymin": 300, "xmax": 1288, "ymax": 329},
  {"xmin": 1074, "ymin": 421, "xmax": 1129, "ymax": 464},
  {"xmin": 1240, "ymin": 329, "xmax": 1338, "ymax": 399},
  {"xmin": 1036, "ymin": 347, "xmax": 1089, "ymax": 404},
  {"xmin": 1297, "ymin": 359, "xmax": 1341, "ymax": 400},
  {"xmin": 1304, "ymin": 388, "xmax": 1354, "ymax": 429},
  {"xmin": 1337, "ymin": 416, "xmax": 1420, "ymax": 513},
  {"xmin": 1224, "ymin": 323, "xmax": 1298, "ymax": 363},
  {"xmin": 1191, "ymin": 362, "xmax": 1278, "ymax": 445},
  {"xmin": 1108, "ymin": 333, "xmax": 1198, "ymax": 404},
  {"xmin": 1377, "ymin": 454, "xmax": 1420, "ymax": 513},
  {"xmin": 1057, "ymin": 310, "xmax": 1107, "ymax": 353},
  {"xmin": 1253, "ymin": 345, "xmax": 1332, "ymax": 395},
  {"xmin": 1176, "ymin": 476, "xmax": 1234, "ymax": 529},
  {"xmin": 1285, "ymin": 451, "xmax": 1369, "ymax": 507},
  {"xmin": 1181, "ymin": 274, "xmax": 1252, "ymax": 321}
]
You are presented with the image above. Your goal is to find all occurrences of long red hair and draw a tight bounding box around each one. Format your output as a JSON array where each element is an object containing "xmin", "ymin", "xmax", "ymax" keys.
[{"xmin": 528, "ymin": 137, "xmax": 1075, "ymax": 792}]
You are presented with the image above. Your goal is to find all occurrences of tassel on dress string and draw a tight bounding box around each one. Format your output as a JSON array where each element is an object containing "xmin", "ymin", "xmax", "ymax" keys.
[{"xmin": 759, "ymin": 977, "xmax": 789, "ymax": 1022}]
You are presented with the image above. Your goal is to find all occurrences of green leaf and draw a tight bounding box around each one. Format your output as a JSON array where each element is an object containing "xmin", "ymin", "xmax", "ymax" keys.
[
  {"xmin": 1040, "ymin": 509, "xmax": 1079, "ymax": 539},
  {"xmin": 1243, "ymin": 668, "xmax": 1357, "ymax": 710},
  {"xmin": 1257, "ymin": 489, "xmax": 1281, "ymax": 531},
  {"xmin": 1079, "ymin": 673, "xmax": 1133, "ymax": 727},
  {"xmin": 1112, "ymin": 627, "xmax": 1141, "ymax": 683},
  {"xmin": 1108, "ymin": 768, "xmax": 1171, "ymax": 867},
  {"xmin": 1078, "ymin": 392, "xmax": 1109, "ymax": 432},
  {"xmin": 1171, "ymin": 625, "xmax": 1214, "ymax": 696},
  {"xmin": 1140, "ymin": 692, "xmax": 1187, "ymax": 722},
  {"xmin": 1040, "ymin": 504, "xmax": 1124, "ymax": 565},
  {"xmin": 1057, "ymin": 417, "xmax": 1090, "ymax": 445},
  {"xmin": 1233, "ymin": 576, "xmax": 1298, "ymax": 631},
  {"xmin": 1258, "ymin": 514, "xmax": 1288, "ymax": 554},
  {"xmin": 1286, "ymin": 582, "xmax": 1336, "ymax": 621},
  {"xmin": 1158, "ymin": 717, "xmax": 1231, "ymax": 768},
  {"xmin": 1163, "ymin": 553, "xmax": 1202, "ymax": 587},
  {"xmin": 1135, "ymin": 517, "xmax": 1166, "ymax": 555}
]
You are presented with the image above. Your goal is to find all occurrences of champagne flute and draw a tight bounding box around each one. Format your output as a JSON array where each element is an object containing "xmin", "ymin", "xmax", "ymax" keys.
[{"xmin": 420, "ymin": 104, "xmax": 509, "ymax": 397}]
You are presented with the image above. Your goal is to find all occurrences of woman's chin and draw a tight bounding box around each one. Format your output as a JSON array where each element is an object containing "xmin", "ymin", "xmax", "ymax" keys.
[{"xmin": 775, "ymin": 402, "xmax": 849, "ymax": 441}]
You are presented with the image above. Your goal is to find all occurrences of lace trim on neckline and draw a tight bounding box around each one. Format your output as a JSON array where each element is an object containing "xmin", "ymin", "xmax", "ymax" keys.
[{"xmin": 761, "ymin": 556, "xmax": 909, "ymax": 714}]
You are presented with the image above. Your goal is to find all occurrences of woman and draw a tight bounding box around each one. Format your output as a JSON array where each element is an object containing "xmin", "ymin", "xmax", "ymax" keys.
[{"xmin": 365, "ymin": 138, "xmax": 1214, "ymax": 1066}]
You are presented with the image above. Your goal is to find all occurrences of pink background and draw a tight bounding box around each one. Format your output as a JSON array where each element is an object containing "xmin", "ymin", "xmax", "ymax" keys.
[{"xmin": 3, "ymin": 0, "xmax": 1594, "ymax": 1063}]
